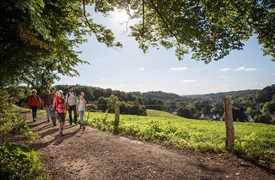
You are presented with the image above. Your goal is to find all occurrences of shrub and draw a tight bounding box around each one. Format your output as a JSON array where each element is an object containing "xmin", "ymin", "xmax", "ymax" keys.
[{"xmin": 0, "ymin": 142, "xmax": 46, "ymax": 180}]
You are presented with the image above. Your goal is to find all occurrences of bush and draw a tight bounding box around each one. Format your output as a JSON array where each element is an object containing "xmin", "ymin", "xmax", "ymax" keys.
[
  {"xmin": 0, "ymin": 142, "xmax": 46, "ymax": 180},
  {"xmin": 255, "ymin": 112, "xmax": 273, "ymax": 124}
]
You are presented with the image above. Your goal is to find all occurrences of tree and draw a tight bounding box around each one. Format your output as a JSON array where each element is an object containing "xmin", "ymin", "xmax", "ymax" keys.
[
  {"xmin": 263, "ymin": 101, "xmax": 275, "ymax": 115},
  {"xmin": 5, "ymin": 85, "xmax": 29, "ymax": 104},
  {"xmin": 73, "ymin": 86, "xmax": 94, "ymax": 103},
  {"xmin": 124, "ymin": 0, "xmax": 275, "ymax": 62},
  {"xmin": 97, "ymin": 96, "xmax": 108, "ymax": 112},
  {"xmin": 232, "ymin": 106, "xmax": 247, "ymax": 122},
  {"xmin": 255, "ymin": 112, "xmax": 273, "ymax": 124},
  {"xmin": 2, "ymin": 0, "xmax": 275, "ymax": 89},
  {"xmin": 257, "ymin": 86, "xmax": 274, "ymax": 103},
  {"xmin": 177, "ymin": 106, "xmax": 191, "ymax": 118},
  {"xmin": 92, "ymin": 87, "xmax": 106, "ymax": 101},
  {"xmin": 186, "ymin": 104, "xmax": 197, "ymax": 118},
  {"xmin": 0, "ymin": 0, "xmax": 122, "ymax": 87},
  {"xmin": 106, "ymin": 94, "xmax": 119, "ymax": 113},
  {"xmin": 20, "ymin": 61, "xmax": 60, "ymax": 97}
]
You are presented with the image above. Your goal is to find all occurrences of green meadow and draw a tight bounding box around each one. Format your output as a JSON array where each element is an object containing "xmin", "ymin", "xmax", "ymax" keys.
[{"xmin": 83, "ymin": 109, "xmax": 275, "ymax": 170}]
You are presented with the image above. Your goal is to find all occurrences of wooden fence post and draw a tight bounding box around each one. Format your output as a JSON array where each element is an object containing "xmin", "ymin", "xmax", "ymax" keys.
[
  {"xmin": 114, "ymin": 104, "xmax": 120, "ymax": 134},
  {"xmin": 224, "ymin": 98, "xmax": 235, "ymax": 152}
]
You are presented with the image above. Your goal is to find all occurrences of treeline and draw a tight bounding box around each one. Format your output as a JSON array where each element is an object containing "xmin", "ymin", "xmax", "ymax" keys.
[
  {"xmin": 51, "ymin": 85, "xmax": 147, "ymax": 116},
  {"xmin": 11, "ymin": 84, "xmax": 275, "ymax": 124}
]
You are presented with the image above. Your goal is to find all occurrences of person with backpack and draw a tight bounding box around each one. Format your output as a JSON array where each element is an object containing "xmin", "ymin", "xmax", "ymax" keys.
[
  {"xmin": 52, "ymin": 90, "xmax": 66, "ymax": 136},
  {"xmin": 27, "ymin": 89, "xmax": 41, "ymax": 122},
  {"xmin": 76, "ymin": 92, "xmax": 92, "ymax": 129},
  {"xmin": 65, "ymin": 86, "xmax": 77, "ymax": 125}
]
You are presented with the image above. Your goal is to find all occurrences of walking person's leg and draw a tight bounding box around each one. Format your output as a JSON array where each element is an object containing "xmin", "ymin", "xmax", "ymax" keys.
[
  {"xmin": 31, "ymin": 106, "xmax": 35, "ymax": 121},
  {"xmin": 68, "ymin": 105, "xmax": 73, "ymax": 125},
  {"xmin": 50, "ymin": 106, "xmax": 57, "ymax": 126},
  {"xmin": 72, "ymin": 105, "xmax": 77, "ymax": 124},
  {"xmin": 34, "ymin": 106, "xmax": 38, "ymax": 120},
  {"xmin": 31, "ymin": 106, "xmax": 38, "ymax": 122},
  {"xmin": 56, "ymin": 112, "xmax": 63, "ymax": 136},
  {"xmin": 79, "ymin": 111, "xmax": 84, "ymax": 128},
  {"xmin": 45, "ymin": 106, "xmax": 51, "ymax": 121},
  {"xmin": 60, "ymin": 113, "xmax": 65, "ymax": 136}
]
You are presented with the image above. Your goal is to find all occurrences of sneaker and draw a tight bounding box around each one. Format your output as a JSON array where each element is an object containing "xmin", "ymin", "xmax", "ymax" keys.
[
  {"xmin": 47, "ymin": 119, "xmax": 50, "ymax": 122},
  {"xmin": 33, "ymin": 119, "xmax": 36, "ymax": 122},
  {"xmin": 54, "ymin": 123, "xmax": 57, "ymax": 126},
  {"xmin": 70, "ymin": 123, "xmax": 72, "ymax": 125},
  {"xmin": 83, "ymin": 126, "xmax": 85, "ymax": 130},
  {"xmin": 59, "ymin": 132, "xmax": 64, "ymax": 136},
  {"xmin": 74, "ymin": 122, "xmax": 77, "ymax": 125}
]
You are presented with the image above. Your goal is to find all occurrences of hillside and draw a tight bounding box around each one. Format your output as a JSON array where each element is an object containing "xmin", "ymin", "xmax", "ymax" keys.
[{"xmin": 182, "ymin": 89, "xmax": 260, "ymax": 100}]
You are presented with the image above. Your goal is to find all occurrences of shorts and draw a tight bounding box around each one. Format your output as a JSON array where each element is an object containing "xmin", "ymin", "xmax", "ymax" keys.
[{"xmin": 56, "ymin": 112, "xmax": 66, "ymax": 122}]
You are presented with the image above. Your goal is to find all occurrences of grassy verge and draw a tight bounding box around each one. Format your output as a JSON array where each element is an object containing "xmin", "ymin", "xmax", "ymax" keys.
[{"xmin": 84, "ymin": 109, "xmax": 275, "ymax": 171}]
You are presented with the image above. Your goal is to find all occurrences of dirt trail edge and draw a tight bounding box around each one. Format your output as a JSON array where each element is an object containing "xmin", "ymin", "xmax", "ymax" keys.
[{"xmin": 27, "ymin": 114, "xmax": 275, "ymax": 180}]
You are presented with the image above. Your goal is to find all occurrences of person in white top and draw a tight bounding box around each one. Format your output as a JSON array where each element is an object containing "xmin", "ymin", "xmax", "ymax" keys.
[
  {"xmin": 65, "ymin": 86, "xmax": 77, "ymax": 125},
  {"xmin": 76, "ymin": 92, "xmax": 92, "ymax": 129}
]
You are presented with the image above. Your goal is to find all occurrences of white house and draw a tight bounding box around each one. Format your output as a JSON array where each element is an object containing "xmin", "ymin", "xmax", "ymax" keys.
[{"xmin": 247, "ymin": 116, "xmax": 254, "ymax": 122}]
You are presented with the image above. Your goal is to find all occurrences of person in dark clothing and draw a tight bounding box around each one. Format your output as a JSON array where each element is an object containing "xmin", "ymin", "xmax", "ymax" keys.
[
  {"xmin": 65, "ymin": 86, "xmax": 77, "ymax": 125},
  {"xmin": 27, "ymin": 89, "xmax": 41, "ymax": 122}
]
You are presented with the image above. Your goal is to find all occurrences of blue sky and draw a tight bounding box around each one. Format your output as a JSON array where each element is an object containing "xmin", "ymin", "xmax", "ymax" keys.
[{"xmin": 55, "ymin": 9, "xmax": 274, "ymax": 95}]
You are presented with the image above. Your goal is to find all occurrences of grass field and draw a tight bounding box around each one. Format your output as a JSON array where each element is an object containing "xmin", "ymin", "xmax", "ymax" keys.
[{"xmin": 82, "ymin": 109, "xmax": 275, "ymax": 170}]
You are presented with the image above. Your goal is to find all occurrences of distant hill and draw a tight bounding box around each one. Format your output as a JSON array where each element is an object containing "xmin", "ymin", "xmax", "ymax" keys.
[
  {"xmin": 183, "ymin": 89, "xmax": 260, "ymax": 100},
  {"xmin": 131, "ymin": 87, "xmax": 275, "ymax": 102},
  {"xmin": 130, "ymin": 91, "xmax": 181, "ymax": 100}
]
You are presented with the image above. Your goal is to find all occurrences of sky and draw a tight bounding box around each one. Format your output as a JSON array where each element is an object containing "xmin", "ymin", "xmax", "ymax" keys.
[{"xmin": 54, "ymin": 8, "xmax": 274, "ymax": 96}]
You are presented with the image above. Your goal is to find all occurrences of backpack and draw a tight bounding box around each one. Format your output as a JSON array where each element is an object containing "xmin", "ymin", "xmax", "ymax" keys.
[
  {"xmin": 66, "ymin": 92, "xmax": 76, "ymax": 98},
  {"xmin": 77, "ymin": 97, "xmax": 87, "ymax": 104}
]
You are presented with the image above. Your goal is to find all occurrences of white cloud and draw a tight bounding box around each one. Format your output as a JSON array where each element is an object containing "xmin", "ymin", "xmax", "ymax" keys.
[
  {"xmin": 234, "ymin": 67, "xmax": 257, "ymax": 71},
  {"xmin": 222, "ymin": 85, "xmax": 231, "ymax": 89},
  {"xmin": 220, "ymin": 76, "xmax": 226, "ymax": 78},
  {"xmin": 245, "ymin": 68, "xmax": 257, "ymax": 71},
  {"xmin": 221, "ymin": 68, "xmax": 231, "ymax": 71},
  {"xmin": 246, "ymin": 83, "xmax": 263, "ymax": 88},
  {"xmin": 169, "ymin": 67, "xmax": 188, "ymax": 71},
  {"xmin": 181, "ymin": 80, "xmax": 197, "ymax": 83},
  {"xmin": 141, "ymin": 68, "xmax": 144, "ymax": 71},
  {"xmin": 235, "ymin": 67, "xmax": 246, "ymax": 71}
]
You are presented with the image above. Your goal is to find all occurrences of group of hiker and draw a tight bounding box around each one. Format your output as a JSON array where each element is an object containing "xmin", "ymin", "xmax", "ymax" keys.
[{"xmin": 27, "ymin": 86, "xmax": 91, "ymax": 136}]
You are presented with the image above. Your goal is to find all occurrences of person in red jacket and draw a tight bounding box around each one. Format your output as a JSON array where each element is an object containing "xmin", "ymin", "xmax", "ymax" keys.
[
  {"xmin": 52, "ymin": 90, "xmax": 66, "ymax": 136},
  {"xmin": 27, "ymin": 89, "xmax": 41, "ymax": 122}
]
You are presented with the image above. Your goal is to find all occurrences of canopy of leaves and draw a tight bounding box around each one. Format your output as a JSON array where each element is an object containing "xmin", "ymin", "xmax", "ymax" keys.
[
  {"xmin": 120, "ymin": 0, "xmax": 275, "ymax": 63},
  {"xmin": 0, "ymin": 0, "xmax": 122, "ymax": 87},
  {"xmin": 1, "ymin": 0, "xmax": 274, "ymax": 89}
]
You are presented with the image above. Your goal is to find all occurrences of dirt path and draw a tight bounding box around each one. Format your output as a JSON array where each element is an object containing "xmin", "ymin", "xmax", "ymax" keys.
[{"xmin": 27, "ymin": 114, "xmax": 275, "ymax": 180}]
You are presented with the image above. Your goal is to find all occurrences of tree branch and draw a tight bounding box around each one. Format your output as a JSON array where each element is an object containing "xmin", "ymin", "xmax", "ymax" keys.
[
  {"xmin": 149, "ymin": 0, "xmax": 180, "ymax": 43},
  {"xmin": 82, "ymin": 0, "xmax": 98, "ymax": 37}
]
